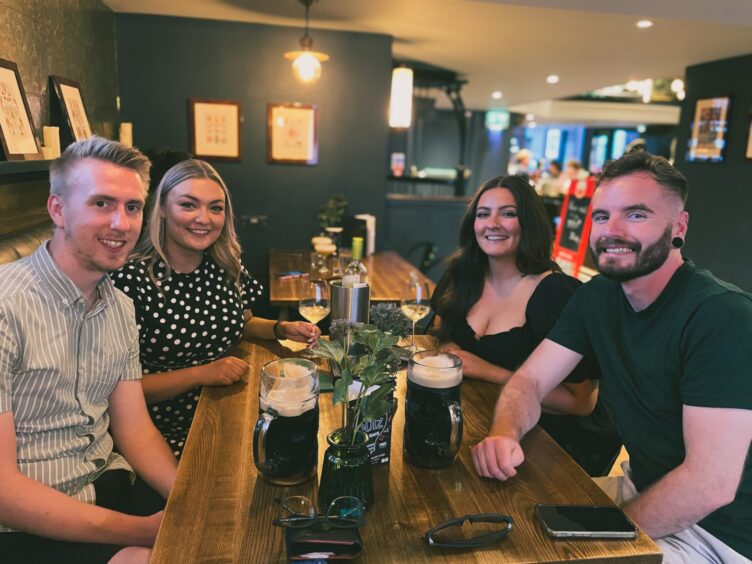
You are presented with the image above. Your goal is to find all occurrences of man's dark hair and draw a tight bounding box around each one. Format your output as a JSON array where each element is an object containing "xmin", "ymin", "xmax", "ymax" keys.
[{"xmin": 598, "ymin": 149, "xmax": 688, "ymax": 205}]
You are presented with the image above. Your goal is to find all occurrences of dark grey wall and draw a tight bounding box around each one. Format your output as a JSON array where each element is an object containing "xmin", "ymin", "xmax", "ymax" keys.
[
  {"xmin": 674, "ymin": 54, "xmax": 752, "ymax": 291},
  {"xmin": 0, "ymin": 0, "xmax": 117, "ymax": 140},
  {"xmin": 384, "ymin": 197, "xmax": 468, "ymax": 279},
  {"xmin": 115, "ymin": 15, "xmax": 392, "ymax": 290}
]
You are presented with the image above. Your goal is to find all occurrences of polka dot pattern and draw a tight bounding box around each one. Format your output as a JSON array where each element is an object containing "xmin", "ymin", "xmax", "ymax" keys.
[{"xmin": 113, "ymin": 255, "xmax": 263, "ymax": 458}]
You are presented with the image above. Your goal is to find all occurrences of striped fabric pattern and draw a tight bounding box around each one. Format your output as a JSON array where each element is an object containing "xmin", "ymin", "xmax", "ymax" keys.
[{"xmin": 0, "ymin": 242, "xmax": 141, "ymax": 533}]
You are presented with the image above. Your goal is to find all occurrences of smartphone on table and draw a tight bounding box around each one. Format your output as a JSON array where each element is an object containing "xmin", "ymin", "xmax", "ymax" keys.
[{"xmin": 535, "ymin": 504, "xmax": 638, "ymax": 539}]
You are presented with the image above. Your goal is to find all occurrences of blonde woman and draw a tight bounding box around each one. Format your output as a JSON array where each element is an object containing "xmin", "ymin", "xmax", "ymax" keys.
[{"xmin": 113, "ymin": 159, "xmax": 318, "ymax": 457}]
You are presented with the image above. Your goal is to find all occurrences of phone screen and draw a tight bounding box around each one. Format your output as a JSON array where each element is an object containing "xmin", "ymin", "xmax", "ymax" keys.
[{"xmin": 536, "ymin": 504, "xmax": 637, "ymax": 537}]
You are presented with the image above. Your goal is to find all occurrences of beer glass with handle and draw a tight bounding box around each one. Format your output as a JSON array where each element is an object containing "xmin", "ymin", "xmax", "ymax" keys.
[
  {"xmin": 400, "ymin": 275, "xmax": 431, "ymax": 353},
  {"xmin": 404, "ymin": 350, "xmax": 463, "ymax": 468},
  {"xmin": 253, "ymin": 358, "xmax": 320, "ymax": 485},
  {"xmin": 298, "ymin": 279, "xmax": 330, "ymax": 358}
]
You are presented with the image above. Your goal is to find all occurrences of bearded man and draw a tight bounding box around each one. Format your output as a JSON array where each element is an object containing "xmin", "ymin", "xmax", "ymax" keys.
[{"xmin": 472, "ymin": 149, "xmax": 752, "ymax": 563}]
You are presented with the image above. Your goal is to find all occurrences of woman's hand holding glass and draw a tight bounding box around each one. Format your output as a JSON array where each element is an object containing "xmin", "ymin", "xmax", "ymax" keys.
[
  {"xmin": 281, "ymin": 320, "xmax": 321, "ymax": 345},
  {"xmin": 298, "ymin": 280, "xmax": 330, "ymax": 356}
]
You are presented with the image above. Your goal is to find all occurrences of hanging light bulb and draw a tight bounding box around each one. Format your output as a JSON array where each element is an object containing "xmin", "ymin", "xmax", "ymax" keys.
[
  {"xmin": 284, "ymin": 0, "xmax": 329, "ymax": 85},
  {"xmin": 389, "ymin": 67, "xmax": 413, "ymax": 128}
]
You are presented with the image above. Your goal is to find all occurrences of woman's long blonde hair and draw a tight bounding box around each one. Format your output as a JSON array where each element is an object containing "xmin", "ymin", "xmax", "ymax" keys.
[{"xmin": 135, "ymin": 159, "xmax": 243, "ymax": 290}]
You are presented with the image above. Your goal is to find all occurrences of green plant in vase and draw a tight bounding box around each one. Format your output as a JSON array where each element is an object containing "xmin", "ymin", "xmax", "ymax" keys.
[
  {"xmin": 317, "ymin": 194, "xmax": 348, "ymax": 230},
  {"xmin": 314, "ymin": 324, "xmax": 399, "ymax": 509}
]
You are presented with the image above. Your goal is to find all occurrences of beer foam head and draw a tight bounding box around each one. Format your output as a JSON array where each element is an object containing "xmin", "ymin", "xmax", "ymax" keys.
[
  {"xmin": 408, "ymin": 351, "xmax": 462, "ymax": 388},
  {"xmin": 261, "ymin": 387, "xmax": 317, "ymax": 417},
  {"xmin": 260, "ymin": 358, "xmax": 318, "ymax": 416}
]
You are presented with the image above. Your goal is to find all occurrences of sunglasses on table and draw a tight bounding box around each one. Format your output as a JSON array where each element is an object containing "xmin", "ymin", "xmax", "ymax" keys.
[
  {"xmin": 273, "ymin": 495, "xmax": 366, "ymax": 530},
  {"xmin": 425, "ymin": 513, "xmax": 514, "ymax": 548}
]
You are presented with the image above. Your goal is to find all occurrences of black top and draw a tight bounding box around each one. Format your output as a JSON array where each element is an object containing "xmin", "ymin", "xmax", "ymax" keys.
[
  {"xmin": 450, "ymin": 273, "xmax": 599, "ymax": 382},
  {"xmin": 433, "ymin": 271, "xmax": 620, "ymax": 476},
  {"xmin": 112, "ymin": 255, "xmax": 263, "ymax": 457}
]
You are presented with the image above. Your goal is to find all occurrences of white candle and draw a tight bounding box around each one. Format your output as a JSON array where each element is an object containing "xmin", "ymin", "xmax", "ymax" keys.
[
  {"xmin": 42, "ymin": 126, "xmax": 60, "ymax": 158},
  {"xmin": 119, "ymin": 122, "xmax": 133, "ymax": 147}
]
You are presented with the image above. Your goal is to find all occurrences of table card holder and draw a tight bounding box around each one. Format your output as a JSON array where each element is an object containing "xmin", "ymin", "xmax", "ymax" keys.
[{"xmin": 347, "ymin": 381, "xmax": 396, "ymax": 466}]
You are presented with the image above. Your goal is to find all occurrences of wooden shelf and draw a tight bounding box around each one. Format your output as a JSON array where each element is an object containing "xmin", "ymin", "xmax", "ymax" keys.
[{"xmin": 0, "ymin": 160, "xmax": 52, "ymax": 177}]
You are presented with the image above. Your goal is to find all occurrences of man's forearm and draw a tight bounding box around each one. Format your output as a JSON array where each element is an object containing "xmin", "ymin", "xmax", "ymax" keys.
[
  {"xmin": 623, "ymin": 463, "xmax": 729, "ymax": 538},
  {"xmin": 115, "ymin": 423, "xmax": 177, "ymax": 499},
  {"xmin": 488, "ymin": 372, "xmax": 542, "ymax": 440},
  {"xmin": 0, "ymin": 471, "xmax": 157, "ymax": 545}
]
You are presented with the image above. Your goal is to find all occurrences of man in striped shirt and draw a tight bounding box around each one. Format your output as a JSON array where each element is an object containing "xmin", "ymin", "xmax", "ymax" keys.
[{"xmin": 0, "ymin": 137, "xmax": 178, "ymax": 563}]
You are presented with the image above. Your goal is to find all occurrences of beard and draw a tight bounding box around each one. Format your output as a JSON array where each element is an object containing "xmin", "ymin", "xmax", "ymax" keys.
[{"xmin": 590, "ymin": 225, "xmax": 673, "ymax": 283}]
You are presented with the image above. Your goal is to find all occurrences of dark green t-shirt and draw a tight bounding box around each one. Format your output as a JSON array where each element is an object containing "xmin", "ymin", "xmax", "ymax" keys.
[{"xmin": 548, "ymin": 260, "xmax": 752, "ymax": 558}]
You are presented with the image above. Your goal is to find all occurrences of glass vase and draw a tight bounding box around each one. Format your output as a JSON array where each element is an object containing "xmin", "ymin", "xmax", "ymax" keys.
[{"xmin": 318, "ymin": 429, "xmax": 374, "ymax": 510}]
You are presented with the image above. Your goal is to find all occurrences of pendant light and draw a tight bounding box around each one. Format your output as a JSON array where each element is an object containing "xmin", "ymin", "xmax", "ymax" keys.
[
  {"xmin": 389, "ymin": 66, "xmax": 414, "ymax": 128},
  {"xmin": 284, "ymin": 0, "xmax": 329, "ymax": 85}
]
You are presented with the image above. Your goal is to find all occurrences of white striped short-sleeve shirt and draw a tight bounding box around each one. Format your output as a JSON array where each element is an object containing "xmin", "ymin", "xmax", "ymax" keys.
[{"xmin": 0, "ymin": 242, "xmax": 142, "ymax": 533}]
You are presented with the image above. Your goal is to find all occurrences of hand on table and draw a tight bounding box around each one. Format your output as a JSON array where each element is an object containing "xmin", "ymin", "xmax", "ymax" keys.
[
  {"xmin": 472, "ymin": 435, "xmax": 525, "ymax": 481},
  {"xmin": 450, "ymin": 349, "xmax": 497, "ymax": 380},
  {"xmin": 439, "ymin": 341, "xmax": 462, "ymax": 353},
  {"xmin": 197, "ymin": 357, "xmax": 249, "ymax": 386},
  {"xmin": 281, "ymin": 321, "xmax": 321, "ymax": 345}
]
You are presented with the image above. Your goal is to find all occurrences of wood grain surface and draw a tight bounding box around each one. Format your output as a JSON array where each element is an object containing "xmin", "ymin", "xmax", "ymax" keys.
[
  {"xmin": 268, "ymin": 250, "xmax": 436, "ymax": 305},
  {"xmin": 152, "ymin": 336, "xmax": 662, "ymax": 563}
]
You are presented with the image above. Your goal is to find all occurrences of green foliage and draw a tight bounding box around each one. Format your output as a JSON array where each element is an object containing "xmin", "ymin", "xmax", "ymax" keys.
[
  {"xmin": 317, "ymin": 194, "xmax": 348, "ymax": 229},
  {"xmin": 314, "ymin": 324, "xmax": 398, "ymax": 444}
]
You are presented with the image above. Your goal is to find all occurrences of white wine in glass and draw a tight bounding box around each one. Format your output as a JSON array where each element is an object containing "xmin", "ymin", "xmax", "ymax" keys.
[
  {"xmin": 298, "ymin": 280, "xmax": 330, "ymax": 357},
  {"xmin": 400, "ymin": 278, "xmax": 431, "ymax": 353}
]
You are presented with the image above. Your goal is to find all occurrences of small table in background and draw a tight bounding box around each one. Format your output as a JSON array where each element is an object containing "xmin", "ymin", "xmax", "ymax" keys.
[{"xmin": 269, "ymin": 249, "xmax": 436, "ymax": 307}]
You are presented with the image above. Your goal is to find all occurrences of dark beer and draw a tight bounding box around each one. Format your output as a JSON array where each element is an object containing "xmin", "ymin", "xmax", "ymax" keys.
[
  {"xmin": 253, "ymin": 358, "xmax": 319, "ymax": 485},
  {"xmin": 403, "ymin": 351, "xmax": 463, "ymax": 468},
  {"xmin": 254, "ymin": 400, "xmax": 319, "ymax": 485}
]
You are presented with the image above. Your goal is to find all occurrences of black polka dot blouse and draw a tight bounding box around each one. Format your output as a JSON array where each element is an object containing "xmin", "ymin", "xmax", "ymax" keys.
[{"xmin": 112, "ymin": 255, "xmax": 263, "ymax": 458}]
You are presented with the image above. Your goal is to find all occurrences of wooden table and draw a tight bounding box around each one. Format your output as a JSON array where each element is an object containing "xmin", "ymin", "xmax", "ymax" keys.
[
  {"xmin": 269, "ymin": 249, "xmax": 436, "ymax": 306},
  {"xmin": 152, "ymin": 336, "xmax": 662, "ymax": 563}
]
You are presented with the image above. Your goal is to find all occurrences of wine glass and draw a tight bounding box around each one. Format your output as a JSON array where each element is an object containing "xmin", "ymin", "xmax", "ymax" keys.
[
  {"xmin": 298, "ymin": 280, "xmax": 331, "ymax": 357},
  {"xmin": 400, "ymin": 278, "xmax": 431, "ymax": 354}
]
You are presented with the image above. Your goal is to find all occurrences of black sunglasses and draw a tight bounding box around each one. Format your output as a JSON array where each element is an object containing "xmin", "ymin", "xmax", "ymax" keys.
[{"xmin": 425, "ymin": 513, "xmax": 514, "ymax": 548}]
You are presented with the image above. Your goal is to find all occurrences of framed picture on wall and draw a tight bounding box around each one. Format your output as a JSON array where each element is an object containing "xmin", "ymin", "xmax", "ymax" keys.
[
  {"xmin": 267, "ymin": 103, "xmax": 318, "ymax": 165},
  {"xmin": 746, "ymin": 116, "xmax": 752, "ymax": 160},
  {"xmin": 188, "ymin": 98, "xmax": 241, "ymax": 162},
  {"xmin": 686, "ymin": 96, "xmax": 731, "ymax": 163},
  {"xmin": 51, "ymin": 76, "xmax": 93, "ymax": 141},
  {"xmin": 0, "ymin": 58, "xmax": 41, "ymax": 161}
]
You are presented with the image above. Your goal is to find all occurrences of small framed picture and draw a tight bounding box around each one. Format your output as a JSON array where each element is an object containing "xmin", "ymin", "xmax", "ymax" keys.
[
  {"xmin": 267, "ymin": 103, "xmax": 318, "ymax": 165},
  {"xmin": 0, "ymin": 58, "xmax": 41, "ymax": 161},
  {"xmin": 188, "ymin": 98, "xmax": 241, "ymax": 162},
  {"xmin": 746, "ymin": 116, "xmax": 752, "ymax": 160},
  {"xmin": 686, "ymin": 96, "xmax": 731, "ymax": 163},
  {"xmin": 51, "ymin": 75, "xmax": 92, "ymax": 142}
]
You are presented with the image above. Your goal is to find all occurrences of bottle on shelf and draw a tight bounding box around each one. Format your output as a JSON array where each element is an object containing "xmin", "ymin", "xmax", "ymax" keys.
[{"xmin": 342, "ymin": 237, "xmax": 368, "ymax": 287}]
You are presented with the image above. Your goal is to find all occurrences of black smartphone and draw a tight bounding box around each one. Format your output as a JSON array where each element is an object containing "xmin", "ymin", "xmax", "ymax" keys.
[{"xmin": 535, "ymin": 504, "xmax": 638, "ymax": 539}]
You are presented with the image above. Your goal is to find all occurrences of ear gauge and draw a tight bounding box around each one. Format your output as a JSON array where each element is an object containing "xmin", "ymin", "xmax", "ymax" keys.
[{"xmin": 671, "ymin": 237, "xmax": 684, "ymax": 249}]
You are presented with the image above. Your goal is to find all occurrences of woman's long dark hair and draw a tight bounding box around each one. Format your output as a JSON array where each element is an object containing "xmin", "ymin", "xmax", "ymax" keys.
[{"xmin": 433, "ymin": 175, "xmax": 560, "ymax": 341}]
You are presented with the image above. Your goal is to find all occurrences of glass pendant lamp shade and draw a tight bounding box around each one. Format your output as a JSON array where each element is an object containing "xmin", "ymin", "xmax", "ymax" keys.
[
  {"xmin": 285, "ymin": 49, "xmax": 329, "ymax": 85},
  {"xmin": 285, "ymin": 0, "xmax": 329, "ymax": 85},
  {"xmin": 389, "ymin": 67, "xmax": 414, "ymax": 128}
]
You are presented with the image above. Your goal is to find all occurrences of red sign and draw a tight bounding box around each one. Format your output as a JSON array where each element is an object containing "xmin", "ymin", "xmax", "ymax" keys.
[{"xmin": 553, "ymin": 177, "xmax": 596, "ymax": 277}]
